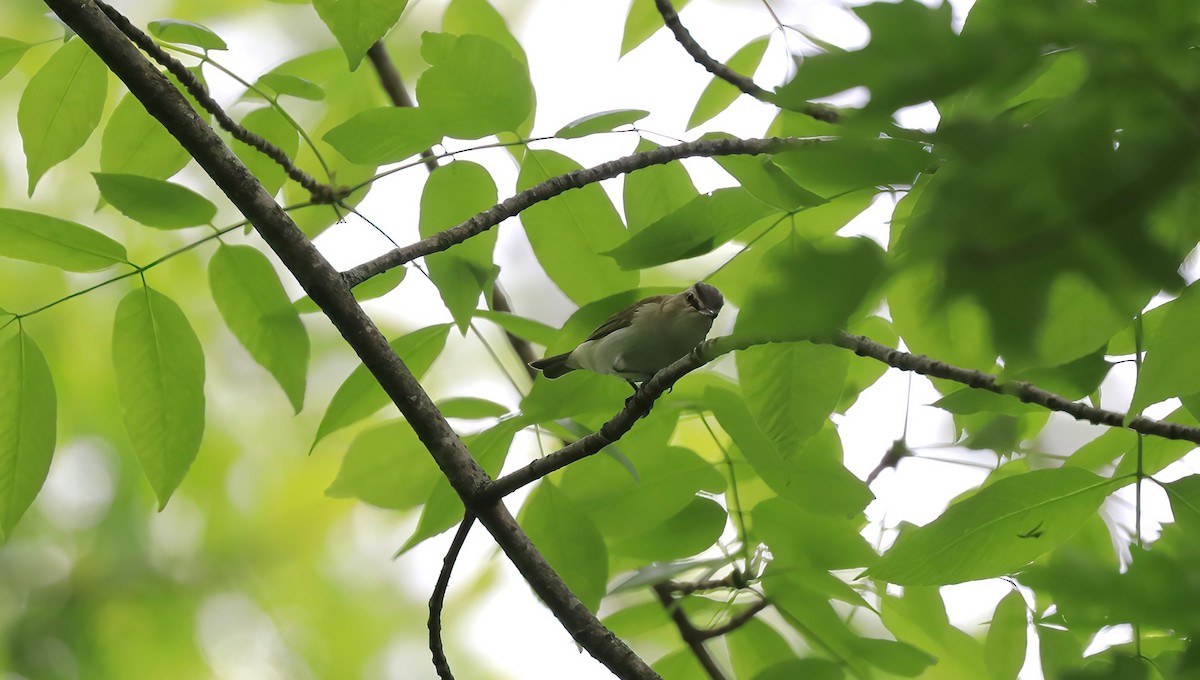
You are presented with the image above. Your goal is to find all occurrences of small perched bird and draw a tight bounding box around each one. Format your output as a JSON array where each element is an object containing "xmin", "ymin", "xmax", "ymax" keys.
[{"xmin": 530, "ymin": 282, "xmax": 724, "ymax": 386}]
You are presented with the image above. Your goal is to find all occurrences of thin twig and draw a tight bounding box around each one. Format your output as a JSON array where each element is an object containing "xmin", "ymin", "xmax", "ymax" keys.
[
  {"xmin": 430, "ymin": 513, "xmax": 475, "ymax": 680},
  {"xmin": 652, "ymin": 583, "xmax": 728, "ymax": 680},
  {"xmin": 652, "ymin": 0, "xmax": 837, "ymax": 123},
  {"xmin": 694, "ymin": 600, "xmax": 769, "ymax": 641},
  {"xmin": 667, "ymin": 576, "xmax": 741, "ymax": 596},
  {"xmin": 366, "ymin": 42, "xmax": 439, "ymax": 172},
  {"xmin": 342, "ymin": 136, "xmax": 825, "ymax": 287}
]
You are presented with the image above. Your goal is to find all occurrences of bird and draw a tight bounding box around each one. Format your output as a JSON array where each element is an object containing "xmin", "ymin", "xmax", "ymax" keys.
[{"xmin": 529, "ymin": 282, "xmax": 724, "ymax": 388}]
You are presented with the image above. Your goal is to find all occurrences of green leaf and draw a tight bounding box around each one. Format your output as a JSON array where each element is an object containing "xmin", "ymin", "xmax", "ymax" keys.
[
  {"xmin": 838, "ymin": 315, "xmax": 897, "ymax": 413},
  {"xmin": 881, "ymin": 588, "xmax": 988, "ymax": 679},
  {"xmin": 764, "ymin": 575, "xmax": 872, "ymax": 678},
  {"xmin": 753, "ymin": 497, "xmax": 876, "ymax": 570},
  {"xmin": 727, "ymin": 618, "xmax": 796, "ymax": 680},
  {"xmin": 93, "ymin": 173, "xmax": 217, "ymax": 229},
  {"xmin": 608, "ymin": 497, "xmax": 726, "ymax": 562},
  {"xmin": 0, "ymin": 329, "xmax": 56, "ymax": 538},
  {"xmin": 19, "ymin": 39, "xmax": 108, "ymax": 195},
  {"xmin": 147, "ymin": 19, "xmax": 227, "ymax": 51},
  {"xmin": 419, "ymin": 162, "xmax": 499, "ymax": 332},
  {"xmin": 868, "ymin": 468, "xmax": 1120, "ymax": 585},
  {"xmin": 714, "ymin": 152, "xmax": 827, "ymax": 211},
  {"xmin": 1129, "ymin": 282, "xmax": 1200, "ymax": 415},
  {"xmin": 231, "ymin": 107, "xmax": 300, "ymax": 197},
  {"xmin": 416, "ymin": 33, "xmax": 533, "ymax": 139},
  {"xmin": 1113, "ymin": 407, "xmax": 1199, "ymax": 477},
  {"xmin": 984, "ymin": 591, "xmax": 1028, "ymax": 680},
  {"xmin": 208, "ymin": 245, "xmax": 309, "ymax": 413},
  {"xmin": 706, "ymin": 387, "xmax": 872, "ymax": 517},
  {"xmin": 400, "ymin": 418, "xmax": 524, "ymax": 553},
  {"xmin": 736, "ymin": 342, "xmax": 849, "ymax": 454},
  {"xmin": 0, "ymin": 208, "xmax": 127, "ymax": 272},
  {"xmin": 849, "ymin": 638, "xmax": 935, "ymax": 678},
  {"xmin": 688, "ymin": 36, "xmax": 770, "ymax": 129},
  {"xmin": 112, "ymin": 287, "xmax": 206, "ymax": 509},
  {"xmin": 555, "ymin": 109, "xmax": 648, "ymax": 139},
  {"xmin": 323, "ymin": 107, "xmax": 442, "ymax": 165},
  {"xmin": 100, "ymin": 91, "xmax": 192, "ymax": 180},
  {"xmin": 888, "ymin": 263, "xmax": 996, "ymax": 371},
  {"xmin": 0, "ymin": 38, "xmax": 33, "ymax": 81},
  {"xmin": 517, "ymin": 150, "xmax": 637, "ymax": 303},
  {"xmin": 255, "ymin": 73, "xmax": 325, "ymax": 101},
  {"xmin": 436, "ymin": 397, "xmax": 508, "ymax": 420},
  {"xmin": 444, "ymin": 0, "xmax": 527, "ymax": 68},
  {"xmin": 519, "ymin": 481, "xmax": 608, "ymax": 612},
  {"xmin": 622, "ymin": 138, "xmax": 698, "ymax": 233},
  {"xmin": 473, "ymin": 309, "xmax": 557, "ymax": 347},
  {"xmin": 621, "ymin": 0, "xmax": 688, "ymax": 56},
  {"xmin": 295, "ymin": 267, "xmax": 405, "ymax": 314},
  {"xmin": 754, "ymin": 660, "xmax": 844, "ymax": 680},
  {"xmin": 311, "ymin": 0, "xmax": 409, "ymax": 70},
  {"xmin": 311, "ymin": 324, "xmax": 451, "ymax": 450},
  {"xmin": 1164, "ymin": 475, "xmax": 1200, "ymax": 539},
  {"xmin": 605, "ymin": 188, "xmax": 777, "ymax": 270},
  {"xmin": 325, "ymin": 419, "xmax": 439, "ymax": 509},
  {"xmin": 772, "ymin": 138, "xmax": 930, "ymax": 198},
  {"xmin": 736, "ymin": 233, "xmax": 886, "ymax": 339},
  {"xmin": 933, "ymin": 388, "xmax": 1043, "ymax": 416}
]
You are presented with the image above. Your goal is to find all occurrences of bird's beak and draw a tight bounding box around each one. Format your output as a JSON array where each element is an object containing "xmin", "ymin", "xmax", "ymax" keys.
[{"xmin": 699, "ymin": 308, "xmax": 717, "ymax": 318}]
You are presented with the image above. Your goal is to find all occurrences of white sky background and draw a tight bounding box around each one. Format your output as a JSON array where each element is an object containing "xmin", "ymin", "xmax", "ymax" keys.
[{"xmin": 60, "ymin": 0, "xmax": 1199, "ymax": 677}]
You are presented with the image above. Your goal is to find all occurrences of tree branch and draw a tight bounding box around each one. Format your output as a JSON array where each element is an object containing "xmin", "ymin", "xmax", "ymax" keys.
[
  {"xmin": 693, "ymin": 600, "xmax": 769, "ymax": 641},
  {"xmin": 652, "ymin": 0, "xmax": 837, "ymax": 123},
  {"xmin": 50, "ymin": 3, "xmax": 657, "ymax": 677},
  {"xmin": 341, "ymin": 136, "xmax": 822, "ymax": 288},
  {"xmin": 651, "ymin": 583, "xmax": 728, "ymax": 680},
  {"xmin": 430, "ymin": 513, "xmax": 475, "ymax": 680}
]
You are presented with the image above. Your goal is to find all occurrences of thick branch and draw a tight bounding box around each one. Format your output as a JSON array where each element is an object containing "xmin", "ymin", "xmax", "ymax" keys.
[
  {"xmin": 652, "ymin": 0, "xmax": 837, "ymax": 123},
  {"xmin": 652, "ymin": 583, "xmax": 728, "ymax": 680},
  {"xmin": 50, "ymin": 3, "xmax": 657, "ymax": 678},
  {"xmin": 341, "ymin": 136, "xmax": 821, "ymax": 287}
]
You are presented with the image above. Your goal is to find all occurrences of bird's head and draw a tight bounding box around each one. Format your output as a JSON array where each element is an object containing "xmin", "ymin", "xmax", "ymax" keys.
[{"xmin": 675, "ymin": 282, "xmax": 724, "ymax": 319}]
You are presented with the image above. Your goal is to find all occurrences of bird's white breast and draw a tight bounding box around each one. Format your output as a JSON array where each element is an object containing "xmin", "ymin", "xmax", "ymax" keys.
[{"xmin": 568, "ymin": 301, "xmax": 713, "ymax": 381}]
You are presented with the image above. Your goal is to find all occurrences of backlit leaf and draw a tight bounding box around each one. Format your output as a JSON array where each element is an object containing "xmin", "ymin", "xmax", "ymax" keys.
[
  {"xmin": 555, "ymin": 109, "xmax": 648, "ymax": 139},
  {"xmin": 519, "ymin": 481, "xmax": 608, "ymax": 612},
  {"xmin": 255, "ymin": 73, "xmax": 325, "ymax": 101},
  {"xmin": 622, "ymin": 138, "xmax": 698, "ymax": 233},
  {"xmin": 295, "ymin": 267, "xmax": 405, "ymax": 314},
  {"xmin": 311, "ymin": 0, "xmax": 409, "ymax": 70},
  {"xmin": 621, "ymin": 0, "xmax": 688, "ymax": 56},
  {"xmin": 0, "ymin": 208, "xmax": 127, "ymax": 272},
  {"xmin": 323, "ymin": 107, "xmax": 442, "ymax": 165},
  {"xmin": 688, "ymin": 36, "xmax": 770, "ymax": 129},
  {"xmin": 985, "ymin": 591, "xmax": 1028, "ymax": 680},
  {"xmin": 0, "ymin": 38, "xmax": 33, "ymax": 81},
  {"xmin": 0, "ymin": 329, "xmax": 56, "ymax": 538},
  {"xmin": 736, "ymin": 342, "xmax": 849, "ymax": 454},
  {"xmin": 232, "ymin": 107, "xmax": 300, "ymax": 197},
  {"xmin": 1129, "ymin": 281, "xmax": 1200, "ymax": 415},
  {"xmin": 93, "ymin": 173, "xmax": 217, "ymax": 229},
  {"xmin": 325, "ymin": 419, "xmax": 439, "ymax": 509},
  {"xmin": 147, "ymin": 19, "xmax": 227, "ymax": 51},
  {"xmin": 416, "ymin": 33, "xmax": 532, "ymax": 139}
]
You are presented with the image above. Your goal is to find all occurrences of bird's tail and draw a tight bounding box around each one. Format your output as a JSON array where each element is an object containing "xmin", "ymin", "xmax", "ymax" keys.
[{"xmin": 529, "ymin": 352, "xmax": 575, "ymax": 379}]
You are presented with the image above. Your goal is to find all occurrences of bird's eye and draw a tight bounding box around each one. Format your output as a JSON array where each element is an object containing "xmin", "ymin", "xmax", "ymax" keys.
[{"xmin": 685, "ymin": 293, "xmax": 695, "ymax": 304}]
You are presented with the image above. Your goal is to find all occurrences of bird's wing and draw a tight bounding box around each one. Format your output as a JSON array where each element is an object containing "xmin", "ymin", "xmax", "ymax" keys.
[{"xmin": 584, "ymin": 295, "xmax": 668, "ymax": 342}]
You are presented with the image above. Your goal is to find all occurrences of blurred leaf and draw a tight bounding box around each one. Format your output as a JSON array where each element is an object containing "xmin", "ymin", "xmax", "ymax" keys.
[
  {"xmin": 436, "ymin": 397, "xmax": 508, "ymax": 420},
  {"xmin": 474, "ymin": 309, "xmax": 557, "ymax": 347},
  {"xmin": 1113, "ymin": 407, "xmax": 1199, "ymax": 477},
  {"xmin": 610, "ymin": 555, "xmax": 734, "ymax": 594},
  {"xmin": 1108, "ymin": 302, "xmax": 1168, "ymax": 355},
  {"xmin": 623, "ymin": 138, "xmax": 698, "ymax": 233},
  {"xmin": 0, "ymin": 38, "xmax": 32, "ymax": 81},
  {"xmin": 295, "ymin": 266, "xmax": 405, "ymax": 313},
  {"xmin": 555, "ymin": 109, "xmax": 648, "ymax": 139},
  {"xmin": 1005, "ymin": 349, "xmax": 1110, "ymax": 402},
  {"xmin": 232, "ymin": 107, "xmax": 300, "ymax": 197},
  {"xmin": 881, "ymin": 587, "xmax": 988, "ymax": 679},
  {"xmin": 752, "ymin": 497, "xmax": 875, "ymax": 570},
  {"xmin": 0, "ymin": 208, "xmax": 127, "ymax": 272},
  {"xmin": 323, "ymin": 107, "xmax": 442, "ymax": 165},
  {"xmin": 754, "ymin": 660, "xmax": 844, "ymax": 680},
  {"xmin": 764, "ymin": 575, "xmax": 872, "ymax": 678},
  {"xmin": 608, "ymin": 497, "xmax": 726, "ymax": 562},
  {"xmin": 147, "ymin": 19, "xmax": 227, "ymax": 51},
  {"xmin": 93, "ymin": 173, "xmax": 217, "ymax": 229},
  {"xmin": 838, "ymin": 316, "xmax": 897, "ymax": 413},
  {"xmin": 208, "ymin": 245, "xmax": 309, "ymax": 413},
  {"xmin": 100, "ymin": 91, "xmax": 191, "ymax": 180},
  {"xmin": 1130, "ymin": 282, "xmax": 1200, "ymax": 415},
  {"xmin": 688, "ymin": 36, "xmax": 770, "ymax": 129},
  {"xmin": 605, "ymin": 188, "xmax": 777, "ymax": 269},
  {"xmin": 19, "ymin": 39, "xmax": 107, "ymax": 195},
  {"xmin": 736, "ymin": 342, "xmax": 848, "ymax": 456},
  {"xmin": 849, "ymin": 638, "xmax": 935, "ymax": 678},
  {"xmin": 0, "ymin": 329, "xmax": 56, "ymax": 538},
  {"xmin": 112, "ymin": 287, "xmax": 206, "ymax": 509},
  {"xmin": 519, "ymin": 481, "xmax": 608, "ymax": 611},
  {"xmin": 255, "ymin": 73, "xmax": 325, "ymax": 100},
  {"xmin": 714, "ymin": 153, "xmax": 826, "ymax": 211},
  {"xmin": 311, "ymin": 0, "xmax": 408, "ymax": 70},
  {"xmin": 517, "ymin": 150, "xmax": 637, "ymax": 303},
  {"xmin": 311, "ymin": 324, "xmax": 450, "ymax": 450},
  {"xmin": 444, "ymin": 0, "xmax": 527, "ymax": 67},
  {"xmin": 419, "ymin": 161, "xmax": 499, "ymax": 332},
  {"xmin": 933, "ymin": 388, "xmax": 1043, "ymax": 416},
  {"xmin": 1065, "ymin": 427, "xmax": 1134, "ymax": 472},
  {"xmin": 888, "ymin": 263, "xmax": 996, "ymax": 371},
  {"xmin": 868, "ymin": 468, "xmax": 1119, "ymax": 585},
  {"xmin": 1165, "ymin": 475, "xmax": 1200, "ymax": 538},
  {"xmin": 326, "ymin": 419, "xmax": 439, "ymax": 509},
  {"xmin": 728, "ymin": 618, "xmax": 795, "ymax": 680},
  {"xmin": 985, "ymin": 591, "xmax": 1028, "ymax": 680},
  {"xmin": 772, "ymin": 138, "xmax": 929, "ymax": 198},
  {"xmin": 416, "ymin": 33, "xmax": 532, "ymax": 139},
  {"xmin": 621, "ymin": 0, "xmax": 688, "ymax": 56}
]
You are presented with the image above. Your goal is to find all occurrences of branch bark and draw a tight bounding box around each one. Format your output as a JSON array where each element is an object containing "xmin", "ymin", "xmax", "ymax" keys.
[
  {"xmin": 652, "ymin": 583, "xmax": 728, "ymax": 680},
  {"xmin": 48, "ymin": 2, "xmax": 658, "ymax": 677},
  {"xmin": 430, "ymin": 513, "xmax": 475, "ymax": 680}
]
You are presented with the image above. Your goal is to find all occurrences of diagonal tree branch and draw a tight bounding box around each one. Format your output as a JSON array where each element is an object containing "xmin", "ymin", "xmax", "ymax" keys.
[
  {"xmin": 429, "ymin": 513, "xmax": 475, "ymax": 680},
  {"xmin": 49, "ymin": 2, "xmax": 658, "ymax": 678},
  {"xmin": 652, "ymin": 583, "xmax": 728, "ymax": 680},
  {"xmin": 652, "ymin": 0, "xmax": 837, "ymax": 123},
  {"xmin": 341, "ymin": 136, "xmax": 823, "ymax": 288}
]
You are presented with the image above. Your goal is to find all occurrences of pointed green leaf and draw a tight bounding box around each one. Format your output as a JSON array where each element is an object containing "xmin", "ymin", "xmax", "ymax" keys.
[
  {"xmin": 621, "ymin": 0, "xmax": 689, "ymax": 56},
  {"xmin": 311, "ymin": 0, "xmax": 410, "ymax": 70},
  {"xmin": 147, "ymin": 19, "xmax": 228, "ymax": 51},
  {"xmin": 113, "ymin": 287, "xmax": 206, "ymax": 509},
  {"xmin": 736, "ymin": 342, "xmax": 849, "ymax": 454},
  {"xmin": 436, "ymin": 397, "xmax": 508, "ymax": 420},
  {"xmin": 0, "ymin": 38, "xmax": 33, "ymax": 81},
  {"xmin": 623, "ymin": 138, "xmax": 698, "ymax": 233},
  {"xmin": 19, "ymin": 39, "xmax": 108, "ymax": 195},
  {"xmin": 880, "ymin": 588, "xmax": 988, "ymax": 679},
  {"xmin": 420, "ymin": 162, "xmax": 500, "ymax": 332},
  {"xmin": 255, "ymin": 73, "xmax": 325, "ymax": 101},
  {"xmin": 518, "ymin": 150, "xmax": 637, "ymax": 303},
  {"xmin": 444, "ymin": 0, "xmax": 528, "ymax": 67},
  {"xmin": 232, "ymin": 107, "xmax": 300, "ymax": 197},
  {"xmin": 772, "ymin": 138, "xmax": 930, "ymax": 198},
  {"xmin": 555, "ymin": 109, "xmax": 649, "ymax": 139},
  {"xmin": 0, "ymin": 329, "xmax": 56, "ymax": 538},
  {"xmin": 1164, "ymin": 475, "xmax": 1200, "ymax": 539},
  {"xmin": 0, "ymin": 208, "xmax": 127, "ymax": 272},
  {"xmin": 609, "ymin": 497, "xmax": 726, "ymax": 562},
  {"xmin": 326, "ymin": 419, "xmax": 440, "ymax": 509},
  {"xmin": 473, "ymin": 309, "xmax": 557, "ymax": 347},
  {"xmin": 311, "ymin": 324, "xmax": 451, "ymax": 449},
  {"xmin": 208, "ymin": 245, "xmax": 309, "ymax": 413},
  {"xmin": 1130, "ymin": 282, "xmax": 1200, "ymax": 415},
  {"xmin": 605, "ymin": 187, "xmax": 777, "ymax": 270},
  {"xmin": 520, "ymin": 481, "xmax": 608, "ymax": 612},
  {"xmin": 323, "ymin": 107, "xmax": 443, "ymax": 165},
  {"xmin": 754, "ymin": 660, "xmax": 845, "ymax": 680},
  {"xmin": 100, "ymin": 91, "xmax": 192, "ymax": 180},
  {"xmin": 753, "ymin": 497, "xmax": 876, "ymax": 570},
  {"xmin": 868, "ymin": 468, "xmax": 1120, "ymax": 585},
  {"xmin": 714, "ymin": 152, "xmax": 826, "ymax": 210},
  {"xmin": 93, "ymin": 173, "xmax": 217, "ymax": 229},
  {"xmin": 688, "ymin": 36, "xmax": 770, "ymax": 129},
  {"xmin": 416, "ymin": 33, "xmax": 532, "ymax": 139},
  {"xmin": 985, "ymin": 591, "xmax": 1028, "ymax": 680},
  {"xmin": 295, "ymin": 266, "xmax": 405, "ymax": 314}
]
